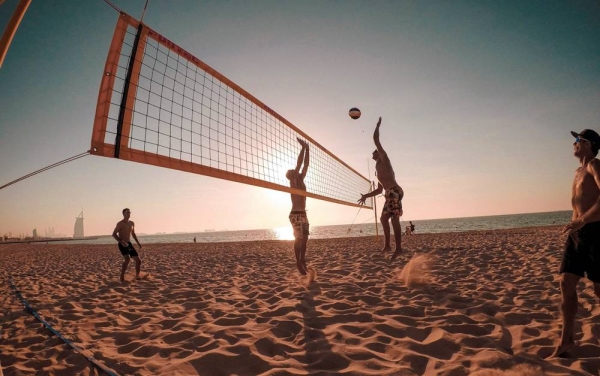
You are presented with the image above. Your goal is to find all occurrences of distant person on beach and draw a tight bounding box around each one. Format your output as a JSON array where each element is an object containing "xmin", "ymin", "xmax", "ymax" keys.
[
  {"xmin": 358, "ymin": 117, "xmax": 404, "ymax": 260},
  {"xmin": 112, "ymin": 208, "xmax": 142, "ymax": 281},
  {"xmin": 286, "ymin": 137, "xmax": 310, "ymax": 275},
  {"xmin": 406, "ymin": 221, "xmax": 415, "ymax": 236},
  {"xmin": 552, "ymin": 129, "xmax": 600, "ymax": 358},
  {"xmin": 193, "ymin": 237, "xmax": 197, "ymax": 243}
]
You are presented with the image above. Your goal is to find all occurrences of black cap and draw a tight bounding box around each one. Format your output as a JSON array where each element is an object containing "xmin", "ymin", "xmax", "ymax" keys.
[{"xmin": 571, "ymin": 129, "xmax": 600, "ymax": 146}]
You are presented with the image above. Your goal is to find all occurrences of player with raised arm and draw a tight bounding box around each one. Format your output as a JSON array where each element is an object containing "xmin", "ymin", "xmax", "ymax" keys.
[
  {"xmin": 286, "ymin": 138, "xmax": 310, "ymax": 274},
  {"xmin": 358, "ymin": 117, "xmax": 404, "ymax": 260}
]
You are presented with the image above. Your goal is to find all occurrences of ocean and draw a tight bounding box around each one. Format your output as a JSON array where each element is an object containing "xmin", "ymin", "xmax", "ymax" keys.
[{"xmin": 56, "ymin": 210, "xmax": 571, "ymax": 245}]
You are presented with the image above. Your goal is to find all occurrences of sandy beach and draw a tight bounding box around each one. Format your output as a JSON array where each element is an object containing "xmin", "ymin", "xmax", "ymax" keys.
[{"xmin": 1, "ymin": 225, "xmax": 599, "ymax": 376}]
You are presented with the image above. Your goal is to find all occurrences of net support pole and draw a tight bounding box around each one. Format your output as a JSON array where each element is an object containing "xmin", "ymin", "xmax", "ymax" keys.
[
  {"xmin": 0, "ymin": 0, "xmax": 32, "ymax": 68},
  {"xmin": 140, "ymin": 0, "xmax": 149, "ymax": 23},
  {"xmin": 373, "ymin": 181, "xmax": 379, "ymax": 238},
  {"xmin": 115, "ymin": 23, "xmax": 144, "ymax": 158}
]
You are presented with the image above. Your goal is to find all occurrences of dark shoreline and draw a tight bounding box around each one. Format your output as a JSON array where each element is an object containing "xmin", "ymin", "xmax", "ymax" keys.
[{"xmin": 0, "ymin": 237, "xmax": 98, "ymax": 245}]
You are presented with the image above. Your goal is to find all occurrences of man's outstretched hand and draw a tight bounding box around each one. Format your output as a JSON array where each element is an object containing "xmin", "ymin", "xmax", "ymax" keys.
[
  {"xmin": 357, "ymin": 194, "xmax": 368, "ymax": 205},
  {"xmin": 297, "ymin": 137, "xmax": 308, "ymax": 148},
  {"xmin": 376, "ymin": 117, "xmax": 382, "ymax": 127}
]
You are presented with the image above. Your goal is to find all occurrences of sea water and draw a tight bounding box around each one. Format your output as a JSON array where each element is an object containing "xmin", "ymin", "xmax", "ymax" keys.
[{"xmin": 57, "ymin": 210, "xmax": 571, "ymax": 245}]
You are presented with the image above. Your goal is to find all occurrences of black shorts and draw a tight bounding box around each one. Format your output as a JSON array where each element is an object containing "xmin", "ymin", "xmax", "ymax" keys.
[
  {"xmin": 118, "ymin": 242, "xmax": 139, "ymax": 258},
  {"xmin": 560, "ymin": 221, "xmax": 600, "ymax": 282}
]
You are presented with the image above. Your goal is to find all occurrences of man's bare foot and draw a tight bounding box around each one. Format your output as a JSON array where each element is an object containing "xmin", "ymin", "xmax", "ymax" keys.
[
  {"xmin": 302, "ymin": 262, "xmax": 308, "ymax": 274},
  {"xmin": 297, "ymin": 263, "xmax": 307, "ymax": 275},
  {"xmin": 380, "ymin": 246, "xmax": 391, "ymax": 254},
  {"xmin": 391, "ymin": 249, "xmax": 402, "ymax": 260},
  {"xmin": 549, "ymin": 342, "xmax": 576, "ymax": 358}
]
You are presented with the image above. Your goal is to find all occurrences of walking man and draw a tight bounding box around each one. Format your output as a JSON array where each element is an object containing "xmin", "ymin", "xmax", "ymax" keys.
[
  {"xmin": 552, "ymin": 129, "xmax": 600, "ymax": 357},
  {"xmin": 287, "ymin": 138, "xmax": 310, "ymax": 275},
  {"xmin": 358, "ymin": 117, "xmax": 404, "ymax": 260},
  {"xmin": 112, "ymin": 208, "xmax": 143, "ymax": 281}
]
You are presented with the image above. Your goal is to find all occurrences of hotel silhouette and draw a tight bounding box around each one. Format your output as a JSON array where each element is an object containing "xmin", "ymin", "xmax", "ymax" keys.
[{"xmin": 73, "ymin": 210, "xmax": 84, "ymax": 239}]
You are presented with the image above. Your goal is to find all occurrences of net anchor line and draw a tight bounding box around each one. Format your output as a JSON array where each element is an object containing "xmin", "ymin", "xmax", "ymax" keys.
[
  {"xmin": 8, "ymin": 276, "xmax": 120, "ymax": 376},
  {"xmin": 0, "ymin": 151, "xmax": 90, "ymax": 191},
  {"xmin": 346, "ymin": 206, "xmax": 362, "ymax": 234}
]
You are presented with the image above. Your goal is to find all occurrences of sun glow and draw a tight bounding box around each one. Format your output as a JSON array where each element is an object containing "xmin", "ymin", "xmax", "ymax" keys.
[{"xmin": 273, "ymin": 226, "xmax": 294, "ymax": 240}]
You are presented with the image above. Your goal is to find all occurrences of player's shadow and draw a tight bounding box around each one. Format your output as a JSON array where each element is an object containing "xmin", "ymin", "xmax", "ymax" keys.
[{"xmin": 296, "ymin": 281, "xmax": 350, "ymax": 373}]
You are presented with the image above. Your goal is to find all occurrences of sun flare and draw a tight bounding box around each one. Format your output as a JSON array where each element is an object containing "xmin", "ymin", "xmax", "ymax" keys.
[{"xmin": 273, "ymin": 226, "xmax": 294, "ymax": 240}]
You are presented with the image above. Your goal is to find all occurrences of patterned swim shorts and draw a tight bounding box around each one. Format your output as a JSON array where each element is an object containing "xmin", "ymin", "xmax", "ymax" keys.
[
  {"xmin": 289, "ymin": 211, "xmax": 310, "ymax": 239},
  {"xmin": 382, "ymin": 186, "xmax": 403, "ymax": 218}
]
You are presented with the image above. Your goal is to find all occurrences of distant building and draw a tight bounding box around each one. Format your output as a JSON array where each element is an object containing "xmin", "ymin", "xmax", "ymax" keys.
[
  {"xmin": 74, "ymin": 210, "xmax": 84, "ymax": 238},
  {"xmin": 33, "ymin": 228, "xmax": 38, "ymax": 238}
]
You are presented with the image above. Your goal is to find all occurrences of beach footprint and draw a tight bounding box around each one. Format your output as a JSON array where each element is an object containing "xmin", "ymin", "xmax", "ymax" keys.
[{"xmin": 121, "ymin": 273, "xmax": 151, "ymax": 283}]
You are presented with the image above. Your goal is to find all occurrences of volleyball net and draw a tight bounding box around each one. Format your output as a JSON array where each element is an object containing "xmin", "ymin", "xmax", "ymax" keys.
[{"xmin": 91, "ymin": 12, "xmax": 372, "ymax": 208}]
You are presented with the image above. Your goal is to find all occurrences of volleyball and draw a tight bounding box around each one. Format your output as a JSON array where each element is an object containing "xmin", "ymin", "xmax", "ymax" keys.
[{"xmin": 349, "ymin": 107, "xmax": 361, "ymax": 120}]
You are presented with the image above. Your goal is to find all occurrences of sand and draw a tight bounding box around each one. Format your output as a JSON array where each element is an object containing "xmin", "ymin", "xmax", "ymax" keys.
[{"xmin": 1, "ymin": 225, "xmax": 599, "ymax": 375}]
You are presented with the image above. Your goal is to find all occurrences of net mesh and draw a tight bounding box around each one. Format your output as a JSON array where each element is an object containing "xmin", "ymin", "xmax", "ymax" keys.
[{"xmin": 93, "ymin": 16, "xmax": 371, "ymax": 208}]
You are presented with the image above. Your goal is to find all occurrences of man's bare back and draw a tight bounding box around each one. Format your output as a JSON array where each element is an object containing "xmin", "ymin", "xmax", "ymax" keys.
[
  {"xmin": 375, "ymin": 153, "xmax": 400, "ymax": 191},
  {"xmin": 289, "ymin": 176, "xmax": 307, "ymax": 211},
  {"xmin": 372, "ymin": 117, "xmax": 401, "ymax": 192}
]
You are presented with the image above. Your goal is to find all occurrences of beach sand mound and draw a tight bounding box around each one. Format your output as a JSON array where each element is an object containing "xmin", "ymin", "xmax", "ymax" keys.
[
  {"xmin": 1, "ymin": 226, "xmax": 599, "ymax": 375},
  {"xmin": 471, "ymin": 364, "xmax": 545, "ymax": 376}
]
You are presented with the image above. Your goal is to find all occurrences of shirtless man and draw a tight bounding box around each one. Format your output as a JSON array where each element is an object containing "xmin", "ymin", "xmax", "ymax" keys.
[
  {"xmin": 286, "ymin": 138, "xmax": 310, "ymax": 275},
  {"xmin": 112, "ymin": 208, "xmax": 142, "ymax": 281},
  {"xmin": 552, "ymin": 129, "xmax": 600, "ymax": 357},
  {"xmin": 358, "ymin": 117, "xmax": 404, "ymax": 260}
]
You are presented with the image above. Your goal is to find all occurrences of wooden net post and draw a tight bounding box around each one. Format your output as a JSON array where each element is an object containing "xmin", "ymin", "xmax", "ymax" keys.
[{"xmin": 0, "ymin": 0, "xmax": 32, "ymax": 68}]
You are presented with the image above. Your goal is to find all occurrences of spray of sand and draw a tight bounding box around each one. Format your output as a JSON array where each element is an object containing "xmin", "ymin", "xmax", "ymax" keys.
[{"xmin": 398, "ymin": 254, "xmax": 434, "ymax": 287}]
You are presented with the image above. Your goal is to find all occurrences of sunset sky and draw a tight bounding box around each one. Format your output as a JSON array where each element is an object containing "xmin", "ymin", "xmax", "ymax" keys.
[{"xmin": 1, "ymin": 0, "xmax": 599, "ymax": 237}]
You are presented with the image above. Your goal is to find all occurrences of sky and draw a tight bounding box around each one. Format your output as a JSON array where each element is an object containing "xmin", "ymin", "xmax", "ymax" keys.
[{"xmin": 1, "ymin": 0, "xmax": 599, "ymax": 237}]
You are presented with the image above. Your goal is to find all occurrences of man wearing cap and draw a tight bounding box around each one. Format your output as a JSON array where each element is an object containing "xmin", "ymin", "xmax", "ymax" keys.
[{"xmin": 552, "ymin": 129, "xmax": 600, "ymax": 357}]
